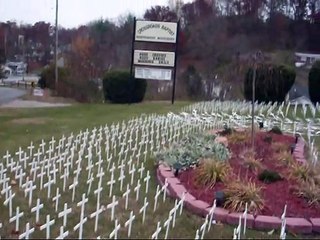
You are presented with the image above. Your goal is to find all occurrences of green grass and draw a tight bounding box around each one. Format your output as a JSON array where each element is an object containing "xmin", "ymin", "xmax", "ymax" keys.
[{"xmin": 0, "ymin": 101, "xmax": 318, "ymax": 239}]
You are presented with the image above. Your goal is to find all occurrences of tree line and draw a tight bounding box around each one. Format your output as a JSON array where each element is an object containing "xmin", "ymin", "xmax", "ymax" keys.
[{"xmin": 0, "ymin": 0, "xmax": 319, "ymax": 101}]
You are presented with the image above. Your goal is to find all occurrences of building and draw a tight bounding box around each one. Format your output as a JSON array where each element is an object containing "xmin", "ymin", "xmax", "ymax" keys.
[{"xmin": 295, "ymin": 52, "xmax": 320, "ymax": 68}]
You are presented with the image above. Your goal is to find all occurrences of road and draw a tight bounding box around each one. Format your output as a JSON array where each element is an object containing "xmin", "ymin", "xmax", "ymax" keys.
[{"xmin": 0, "ymin": 87, "xmax": 26, "ymax": 105}]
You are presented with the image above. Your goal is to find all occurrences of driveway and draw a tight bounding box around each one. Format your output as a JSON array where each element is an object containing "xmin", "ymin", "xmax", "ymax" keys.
[{"xmin": 0, "ymin": 87, "xmax": 26, "ymax": 105}]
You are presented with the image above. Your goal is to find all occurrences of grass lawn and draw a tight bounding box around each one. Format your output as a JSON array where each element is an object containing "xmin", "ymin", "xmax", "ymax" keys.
[{"xmin": 0, "ymin": 101, "xmax": 317, "ymax": 239}]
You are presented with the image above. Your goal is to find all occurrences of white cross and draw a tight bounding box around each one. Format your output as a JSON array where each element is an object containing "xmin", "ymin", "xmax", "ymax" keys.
[
  {"xmin": 170, "ymin": 199, "xmax": 178, "ymax": 228},
  {"xmin": 56, "ymin": 226, "xmax": 69, "ymax": 239},
  {"xmin": 134, "ymin": 179, "xmax": 141, "ymax": 201},
  {"xmin": 74, "ymin": 194, "xmax": 88, "ymax": 239},
  {"xmin": 28, "ymin": 142, "xmax": 34, "ymax": 158},
  {"xmin": 15, "ymin": 147, "xmax": 24, "ymax": 161},
  {"xmin": 107, "ymin": 195, "xmax": 119, "ymax": 221},
  {"xmin": 154, "ymin": 185, "xmax": 161, "ymax": 212},
  {"xmin": 3, "ymin": 150, "xmax": 11, "ymax": 165},
  {"xmin": 40, "ymin": 215, "xmax": 55, "ymax": 239},
  {"xmin": 125, "ymin": 211, "xmax": 136, "ymax": 238},
  {"xmin": 9, "ymin": 206, "xmax": 24, "ymax": 233},
  {"xmin": 87, "ymin": 173, "xmax": 94, "ymax": 195},
  {"xmin": 139, "ymin": 197, "xmax": 149, "ymax": 224},
  {"xmin": 20, "ymin": 152, "xmax": 28, "ymax": 169},
  {"xmin": 16, "ymin": 169, "xmax": 25, "ymax": 187},
  {"xmin": 151, "ymin": 221, "xmax": 162, "ymax": 240},
  {"xmin": 24, "ymin": 181, "xmax": 36, "ymax": 207},
  {"xmin": 19, "ymin": 222, "xmax": 34, "ymax": 239},
  {"xmin": 122, "ymin": 184, "xmax": 130, "ymax": 210},
  {"xmin": 118, "ymin": 167, "xmax": 125, "ymax": 192},
  {"xmin": 43, "ymin": 176, "xmax": 54, "ymax": 199},
  {"xmin": 208, "ymin": 200, "xmax": 216, "ymax": 232},
  {"xmin": 31, "ymin": 198, "xmax": 44, "ymax": 223},
  {"xmin": 129, "ymin": 164, "xmax": 136, "ymax": 185},
  {"xmin": 90, "ymin": 205, "xmax": 105, "ymax": 233},
  {"xmin": 60, "ymin": 168, "xmax": 69, "ymax": 192},
  {"xmin": 164, "ymin": 215, "xmax": 172, "ymax": 240},
  {"xmin": 107, "ymin": 171, "xmax": 116, "ymax": 197},
  {"xmin": 68, "ymin": 178, "xmax": 78, "ymax": 202},
  {"xmin": 143, "ymin": 170, "xmax": 151, "ymax": 194},
  {"xmin": 200, "ymin": 215, "xmax": 209, "ymax": 239},
  {"xmin": 58, "ymin": 203, "xmax": 72, "ymax": 227},
  {"xmin": 162, "ymin": 178, "xmax": 169, "ymax": 202},
  {"xmin": 3, "ymin": 188, "xmax": 15, "ymax": 217},
  {"xmin": 109, "ymin": 219, "xmax": 121, "ymax": 239},
  {"xmin": 138, "ymin": 162, "xmax": 145, "ymax": 179},
  {"xmin": 52, "ymin": 187, "xmax": 61, "ymax": 212},
  {"xmin": 280, "ymin": 205, "xmax": 287, "ymax": 240}
]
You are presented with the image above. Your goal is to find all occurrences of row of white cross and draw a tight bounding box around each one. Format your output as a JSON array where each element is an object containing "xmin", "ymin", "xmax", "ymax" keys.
[
  {"xmin": 1, "ymin": 112, "xmax": 216, "ymax": 239},
  {"xmin": 1, "ymin": 100, "xmax": 315, "ymax": 239}
]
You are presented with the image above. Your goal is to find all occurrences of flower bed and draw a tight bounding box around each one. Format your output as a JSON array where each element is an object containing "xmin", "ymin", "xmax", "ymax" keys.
[{"xmin": 177, "ymin": 130, "xmax": 320, "ymax": 218}]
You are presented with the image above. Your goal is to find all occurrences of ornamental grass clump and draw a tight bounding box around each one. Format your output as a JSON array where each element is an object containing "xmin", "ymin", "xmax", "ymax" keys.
[
  {"xmin": 195, "ymin": 158, "xmax": 231, "ymax": 188},
  {"xmin": 293, "ymin": 179, "xmax": 320, "ymax": 206},
  {"xmin": 276, "ymin": 150, "xmax": 294, "ymax": 166},
  {"xmin": 228, "ymin": 131, "xmax": 250, "ymax": 144},
  {"xmin": 224, "ymin": 179, "xmax": 264, "ymax": 214}
]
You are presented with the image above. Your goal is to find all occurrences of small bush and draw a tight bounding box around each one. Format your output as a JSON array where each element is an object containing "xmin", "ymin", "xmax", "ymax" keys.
[
  {"xmin": 38, "ymin": 65, "xmax": 70, "ymax": 89},
  {"xmin": 289, "ymin": 163, "xmax": 312, "ymax": 182},
  {"xmin": 228, "ymin": 131, "xmax": 249, "ymax": 144},
  {"xmin": 309, "ymin": 61, "xmax": 320, "ymax": 104},
  {"xmin": 224, "ymin": 180, "xmax": 264, "ymax": 214},
  {"xmin": 220, "ymin": 126, "xmax": 233, "ymax": 136},
  {"xmin": 243, "ymin": 156, "xmax": 263, "ymax": 173},
  {"xmin": 155, "ymin": 133, "xmax": 229, "ymax": 168},
  {"xmin": 269, "ymin": 126, "xmax": 282, "ymax": 135},
  {"xmin": 275, "ymin": 150, "xmax": 294, "ymax": 166},
  {"xmin": 102, "ymin": 70, "xmax": 147, "ymax": 103},
  {"xmin": 240, "ymin": 147, "xmax": 256, "ymax": 160},
  {"xmin": 263, "ymin": 135, "xmax": 273, "ymax": 144},
  {"xmin": 258, "ymin": 169, "xmax": 283, "ymax": 183},
  {"xmin": 272, "ymin": 142, "xmax": 289, "ymax": 153},
  {"xmin": 293, "ymin": 179, "xmax": 320, "ymax": 206},
  {"xmin": 195, "ymin": 159, "xmax": 231, "ymax": 188}
]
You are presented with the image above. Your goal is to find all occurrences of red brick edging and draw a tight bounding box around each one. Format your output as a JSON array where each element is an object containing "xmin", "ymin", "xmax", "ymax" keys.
[{"xmin": 156, "ymin": 130, "xmax": 319, "ymax": 234}]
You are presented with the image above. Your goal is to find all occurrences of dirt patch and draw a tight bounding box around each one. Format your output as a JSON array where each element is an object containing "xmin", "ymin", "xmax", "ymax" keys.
[{"xmin": 10, "ymin": 117, "xmax": 50, "ymax": 125}]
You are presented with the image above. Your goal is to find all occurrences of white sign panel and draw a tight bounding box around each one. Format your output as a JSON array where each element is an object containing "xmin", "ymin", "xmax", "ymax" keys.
[
  {"xmin": 33, "ymin": 88, "xmax": 44, "ymax": 97},
  {"xmin": 134, "ymin": 50, "xmax": 175, "ymax": 67},
  {"xmin": 135, "ymin": 67, "xmax": 172, "ymax": 81},
  {"xmin": 135, "ymin": 20, "xmax": 177, "ymax": 43}
]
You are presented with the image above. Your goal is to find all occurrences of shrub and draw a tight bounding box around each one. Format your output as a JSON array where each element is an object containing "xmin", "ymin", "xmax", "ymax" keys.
[
  {"xmin": 224, "ymin": 180, "xmax": 264, "ymax": 214},
  {"xmin": 228, "ymin": 131, "xmax": 250, "ymax": 144},
  {"xmin": 293, "ymin": 179, "xmax": 320, "ymax": 206},
  {"xmin": 309, "ymin": 61, "xmax": 320, "ymax": 104},
  {"xmin": 244, "ymin": 64, "xmax": 295, "ymax": 103},
  {"xmin": 269, "ymin": 126, "xmax": 282, "ymax": 135},
  {"xmin": 102, "ymin": 70, "xmax": 147, "ymax": 103},
  {"xmin": 263, "ymin": 135, "xmax": 273, "ymax": 144},
  {"xmin": 220, "ymin": 126, "xmax": 233, "ymax": 136},
  {"xmin": 289, "ymin": 163, "xmax": 312, "ymax": 182},
  {"xmin": 155, "ymin": 133, "xmax": 230, "ymax": 168},
  {"xmin": 258, "ymin": 169, "xmax": 283, "ymax": 183},
  {"xmin": 243, "ymin": 156, "xmax": 263, "ymax": 173},
  {"xmin": 38, "ymin": 65, "xmax": 70, "ymax": 89},
  {"xmin": 195, "ymin": 159, "xmax": 231, "ymax": 188},
  {"xmin": 275, "ymin": 150, "xmax": 294, "ymax": 166},
  {"xmin": 272, "ymin": 142, "xmax": 288, "ymax": 153}
]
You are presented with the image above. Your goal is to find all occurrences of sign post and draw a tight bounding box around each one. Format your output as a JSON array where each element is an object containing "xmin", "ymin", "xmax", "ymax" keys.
[{"xmin": 130, "ymin": 18, "xmax": 179, "ymax": 104}]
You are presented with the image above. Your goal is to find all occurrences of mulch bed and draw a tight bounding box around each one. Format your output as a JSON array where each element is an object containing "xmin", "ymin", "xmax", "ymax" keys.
[{"xmin": 177, "ymin": 131, "xmax": 320, "ymax": 218}]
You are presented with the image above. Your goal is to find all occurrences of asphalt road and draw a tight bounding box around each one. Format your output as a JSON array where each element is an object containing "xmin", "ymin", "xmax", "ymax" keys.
[{"xmin": 0, "ymin": 87, "xmax": 26, "ymax": 105}]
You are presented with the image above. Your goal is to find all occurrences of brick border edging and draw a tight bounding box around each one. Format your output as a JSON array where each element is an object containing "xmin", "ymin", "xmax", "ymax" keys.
[{"xmin": 155, "ymin": 130, "xmax": 319, "ymax": 234}]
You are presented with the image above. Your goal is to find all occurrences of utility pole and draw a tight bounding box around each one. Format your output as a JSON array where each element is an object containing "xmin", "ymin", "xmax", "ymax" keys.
[
  {"xmin": 55, "ymin": 0, "xmax": 59, "ymax": 93},
  {"xmin": 251, "ymin": 51, "xmax": 262, "ymax": 150}
]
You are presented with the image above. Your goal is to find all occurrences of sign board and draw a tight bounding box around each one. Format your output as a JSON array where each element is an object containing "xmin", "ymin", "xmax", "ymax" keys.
[
  {"xmin": 33, "ymin": 88, "xmax": 44, "ymax": 97},
  {"xmin": 135, "ymin": 67, "xmax": 172, "ymax": 81},
  {"xmin": 134, "ymin": 50, "xmax": 175, "ymax": 67},
  {"xmin": 135, "ymin": 20, "xmax": 178, "ymax": 43}
]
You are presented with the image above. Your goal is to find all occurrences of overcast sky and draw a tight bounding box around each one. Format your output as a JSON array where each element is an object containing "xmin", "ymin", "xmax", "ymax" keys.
[{"xmin": 0, "ymin": 0, "xmax": 191, "ymax": 28}]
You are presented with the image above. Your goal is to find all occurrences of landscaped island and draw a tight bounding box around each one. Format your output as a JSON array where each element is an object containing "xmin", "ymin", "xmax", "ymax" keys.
[{"xmin": 156, "ymin": 127, "xmax": 320, "ymax": 219}]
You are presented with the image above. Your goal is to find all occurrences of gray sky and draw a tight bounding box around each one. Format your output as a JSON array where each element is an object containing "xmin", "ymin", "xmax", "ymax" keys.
[{"xmin": 0, "ymin": 0, "xmax": 190, "ymax": 28}]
